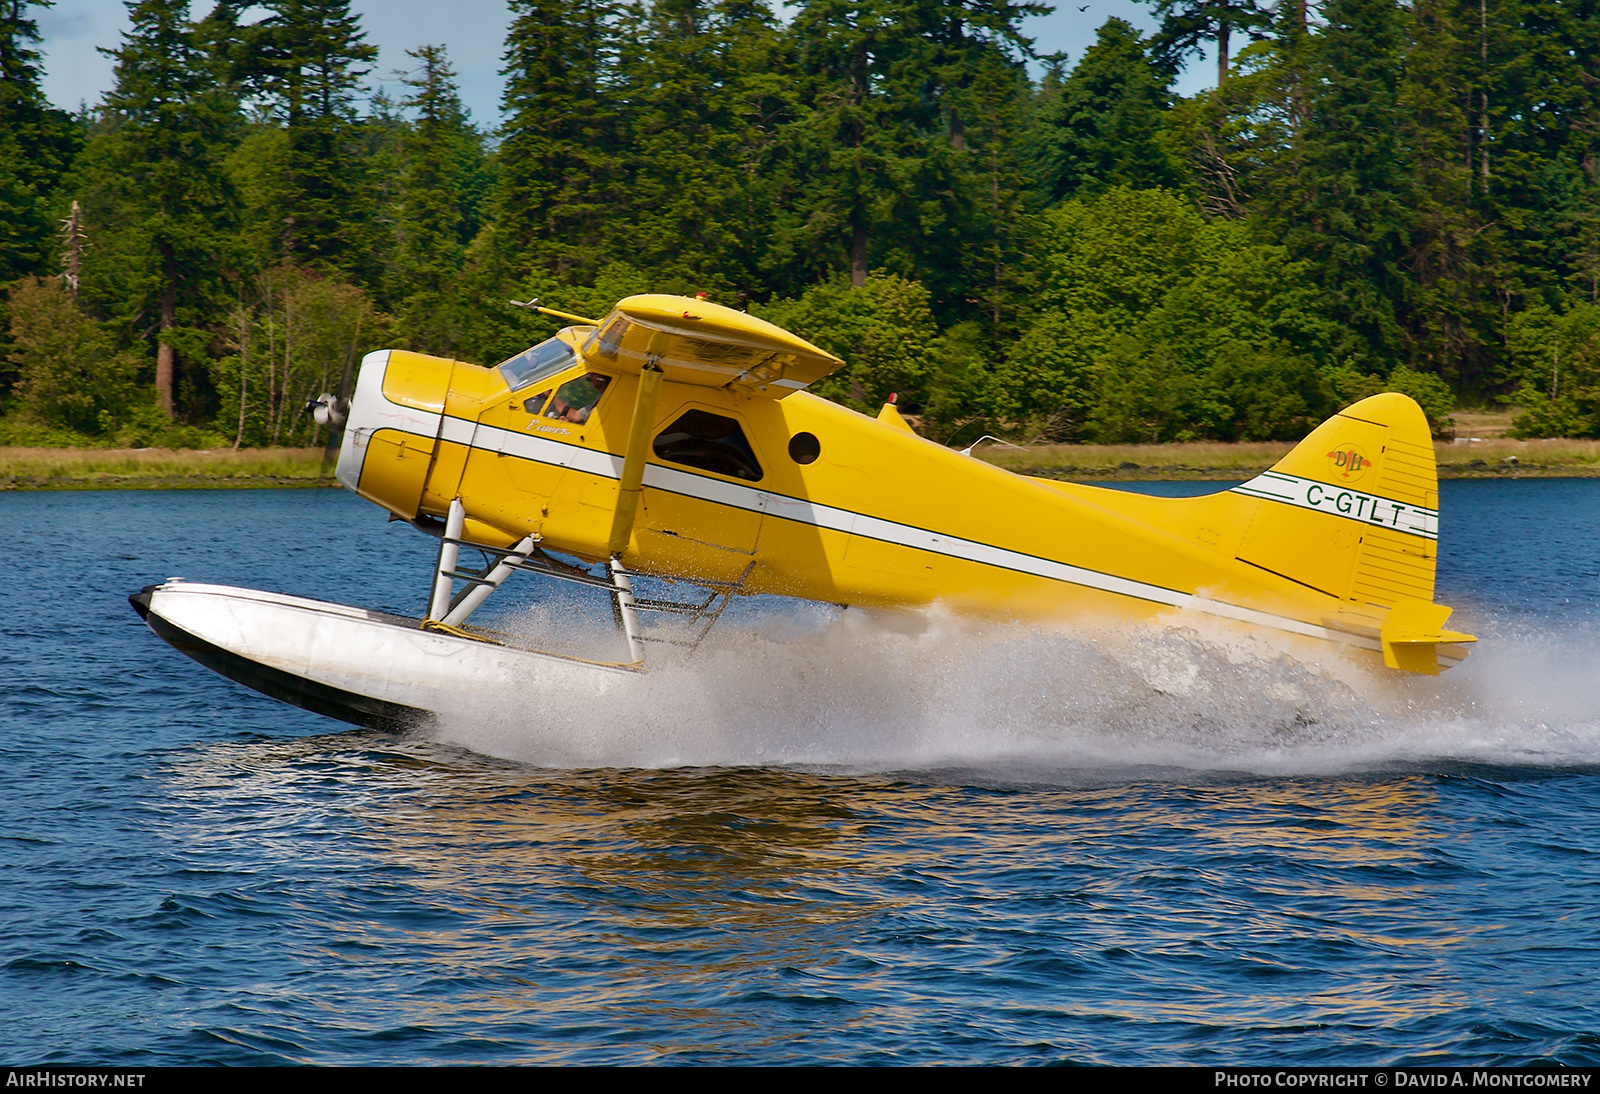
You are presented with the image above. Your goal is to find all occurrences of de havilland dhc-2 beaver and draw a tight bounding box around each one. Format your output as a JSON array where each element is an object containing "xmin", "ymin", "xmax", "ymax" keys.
[{"xmin": 131, "ymin": 294, "xmax": 1476, "ymax": 729}]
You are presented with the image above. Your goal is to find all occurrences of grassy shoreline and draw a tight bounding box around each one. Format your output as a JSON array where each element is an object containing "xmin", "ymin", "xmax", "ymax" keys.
[
  {"xmin": 5, "ymin": 435, "xmax": 1600, "ymax": 490},
  {"xmin": 975, "ymin": 437, "xmax": 1600, "ymax": 480},
  {"xmin": 0, "ymin": 447, "xmax": 327, "ymax": 490}
]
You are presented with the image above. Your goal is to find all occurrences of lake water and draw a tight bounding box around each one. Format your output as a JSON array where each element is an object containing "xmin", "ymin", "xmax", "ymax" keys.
[{"xmin": 3, "ymin": 481, "xmax": 1598, "ymax": 1065}]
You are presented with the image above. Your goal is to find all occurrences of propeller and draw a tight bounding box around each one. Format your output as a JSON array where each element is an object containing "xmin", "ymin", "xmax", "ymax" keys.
[{"xmin": 307, "ymin": 349, "xmax": 359, "ymax": 480}]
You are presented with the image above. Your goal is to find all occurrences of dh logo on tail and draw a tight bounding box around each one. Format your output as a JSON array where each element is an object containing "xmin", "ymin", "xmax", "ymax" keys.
[{"xmin": 1326, "ymin": 445, "xmax": 1370, "ymax": 481}]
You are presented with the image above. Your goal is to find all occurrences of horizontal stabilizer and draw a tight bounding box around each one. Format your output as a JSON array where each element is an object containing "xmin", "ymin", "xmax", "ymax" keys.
[{"xmin": 1379, "ymin": 596, "xmax": 1477, "ymax": 676}]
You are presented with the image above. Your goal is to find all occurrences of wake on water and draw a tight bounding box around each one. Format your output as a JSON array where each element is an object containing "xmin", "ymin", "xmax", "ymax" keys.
[{"xmin": 430, "ymin": 598, "xmax": 1600, "ymax": 776}]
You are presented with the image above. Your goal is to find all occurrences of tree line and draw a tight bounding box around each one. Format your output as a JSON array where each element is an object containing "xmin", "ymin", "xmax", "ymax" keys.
[{"xmin": 2, "ymin": 0, "xmax": 1598, "ymax": 449}]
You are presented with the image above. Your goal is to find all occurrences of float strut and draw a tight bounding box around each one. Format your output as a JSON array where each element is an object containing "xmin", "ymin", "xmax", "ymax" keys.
[
  {"xmin": 427, "ymin": 498, "xmax": 465, "ymax": 621},
  {"xmin": 441, "ymin": 533, "xmax": 539, "ymax": 628},
  {"xmin": 609, "ymin": 559, "xmax": 645, "ymax": 664}
]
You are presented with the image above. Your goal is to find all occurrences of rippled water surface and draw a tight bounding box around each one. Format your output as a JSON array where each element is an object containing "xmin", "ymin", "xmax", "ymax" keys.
[{"xmin": 4, "ymin": 481, "xmax": 1599, "ymax": 1065}]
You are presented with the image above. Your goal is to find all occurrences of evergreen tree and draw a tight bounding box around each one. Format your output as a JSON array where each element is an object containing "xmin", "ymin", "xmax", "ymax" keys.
[
  {"xmin": 1164, "ymin": 39, "xmax": 1298, "ymax": 219},
  {"xmin": 785, "ymin": 0, "xmax": 1039, "ymax": 307},
  {"xmin": 786, "ymin": 0, "xmax": 943, "ymax": 288},
  {"xmin": 495, "ymin": 0, "xmax": 629, "ymax": 285},
  {"xmin": 943, "ymin": 44, "xmax": 1038, "ymax": 342},
  {"xmin": 392, "ymin": 45, "xmax": 485, "ymax": 353},
  {"xmin": 1035, "ymin": 18, "xmax": 1177, "ymax": 203},
  {"xmin": 1148, "ymin": 0, "xmax": 1273, "ymax": 85},
  {"xmin": 239, "ymin": 0, "xmax": 378, "ymax": 277},
  {"xmin": 618, "ymin": 0, "xmax": 796, "ymax": 297},
  {"xmin": 895, "ymin": 0, "xmax": 1043, "ymax": 330},
  {"xmin": 1400, "ymin": 0, "xmax": 1505, "ymax": 391},
  {"xmin": 78, "ymin": 0, "xmax": 241, "ymax": 419},
  {"xmin": 0, "ymin": 1, "xmax": 81, "ymax": 286},
  {"xmin": 1495, "ymin": 0, "xmax": 1600, "ymax": 307},
  {"xmin": 1271, "ymin": 0, "xmax": 1412, "ymax": 370}
]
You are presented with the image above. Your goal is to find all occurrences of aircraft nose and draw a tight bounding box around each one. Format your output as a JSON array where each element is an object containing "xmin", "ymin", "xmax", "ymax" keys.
[{"xmin": 334, "ymin": 349, "xmax": 449, "ymax": 513}]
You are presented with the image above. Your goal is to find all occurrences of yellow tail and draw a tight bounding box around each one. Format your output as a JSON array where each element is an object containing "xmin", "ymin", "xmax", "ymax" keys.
[{"xmin": 1229, "ymin": 392, "xmax": 1472, "ymax": 673}]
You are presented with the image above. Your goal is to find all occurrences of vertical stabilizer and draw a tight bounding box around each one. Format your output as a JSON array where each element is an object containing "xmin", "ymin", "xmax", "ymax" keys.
[{"xmin": 1228, "ymin": 393, "xmax": 1472, "ymax": 673}]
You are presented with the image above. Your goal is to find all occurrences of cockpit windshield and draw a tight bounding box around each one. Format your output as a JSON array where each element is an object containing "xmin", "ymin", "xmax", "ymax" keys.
[{"xmin": 497, "ymin": 337, "xmax": 576, "ymax": 392}]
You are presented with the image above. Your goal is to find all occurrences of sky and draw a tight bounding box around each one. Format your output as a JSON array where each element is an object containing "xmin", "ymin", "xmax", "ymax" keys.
[{"xmin": 37, "ymin": 0, "xmax": 1215, "ymax": 125}]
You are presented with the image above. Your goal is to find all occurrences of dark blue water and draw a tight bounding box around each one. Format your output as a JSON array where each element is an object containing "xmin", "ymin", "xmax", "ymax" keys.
[{"xmin": 3, "ymin": 481, "xmax": 1599, "ymax": 1065}]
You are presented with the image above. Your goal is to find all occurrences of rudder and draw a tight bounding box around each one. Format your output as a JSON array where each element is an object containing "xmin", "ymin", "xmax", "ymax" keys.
[
  {"xmin": 1231, "ymin": 392, "xmax": 1438, "ymax": 608},
  {"xmin": 1228, "ymin": 394, "xmax": 1471, "ymax": 671}
]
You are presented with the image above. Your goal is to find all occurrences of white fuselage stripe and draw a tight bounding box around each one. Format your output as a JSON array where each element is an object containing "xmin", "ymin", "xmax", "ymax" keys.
[
  {"xmin": 422, "ymin": 416, "xmax": 1363, "ymax": 646},
  {"xmin": 1230, "ymin": 471, "xmax": 1438, "ymax": 540}
]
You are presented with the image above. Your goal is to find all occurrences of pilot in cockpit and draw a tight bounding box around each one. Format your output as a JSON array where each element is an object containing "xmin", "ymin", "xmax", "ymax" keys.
[{"xmin": 537, "ymin": 372, "xmax": 613, "ymax": 424}]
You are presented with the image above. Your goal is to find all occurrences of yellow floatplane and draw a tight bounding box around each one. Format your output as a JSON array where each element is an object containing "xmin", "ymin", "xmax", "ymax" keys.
[{"xmin": 132, "ymin": 294, "xmax": 1474, "ymax": 728}]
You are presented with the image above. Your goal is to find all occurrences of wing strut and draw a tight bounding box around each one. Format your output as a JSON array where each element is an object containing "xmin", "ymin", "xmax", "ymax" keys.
[
  {"xmin": 607, "ymin": 354, "xmax": 666, "ymax": 557},
  {"xmin": 600, "ymin": 347, "xmax": 665, "ymax": 664}
]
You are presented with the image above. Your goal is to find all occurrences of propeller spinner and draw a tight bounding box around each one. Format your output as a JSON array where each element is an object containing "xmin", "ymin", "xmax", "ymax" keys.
[{"xmin": 308, "ymin": 349, "xmax": 360, "ymax": 479}]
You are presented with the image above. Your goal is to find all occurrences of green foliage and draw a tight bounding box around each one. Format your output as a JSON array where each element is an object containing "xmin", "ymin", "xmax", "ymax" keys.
[
  {"xmin": 993, "ymin": 186, "xmax": 1332, "ymax": 441},
  {"xmin": 1084, "ymin": 338, "xmax": 1331, "ymax": 444},
  {"xmin": 1033, "ymin": 186, "xmax": 1205, "ymax": 336},
  {"xmin": 1089, "ymin": 338, "xmax": 1228, "ymax": 444},
  {"xmin": 616, "ymin": 0, "xmax": 797, "ymax": 296},
  {"xmin": 225, "ymin": 125, "xmax": 290, "ymax": 267},
  {"xmin": 920, "ymin": 320, "xmax": 992, "ymax": 431},
  {"xmin": 1207, "ymin": 342, "xmax": 1333, "ymax": 442},
  {"xmin": 237, "ymin": 0, "xmax": 380, "ymax": 275},
  {"xmin": 4, "ymin": 277, "xmax": 138, "ymax": 435},
  {"xmin": 495, "ymin": 0, "xmax": 630, "ymax": 286},
  {"xmin": 1325, "ymin": 364, "xmax": 1387, "ymax": 407},
  {"xmin": 77, "ymin": 0, "xmax": 242, "ymax": 420},
  {"xmin": 8, "ymin": 0, "xmax": 1600, "ymax": 449},
  {"xmin": 1034, "ymin": 19, "xmax": 1178, "ymax": 202},
  {"xmin": 1271, "ymin": 0, "xmax": 1412, "ymax": 369},
  {"xmin": 212, "ymin": 265, "xmax": 392, "ymax": 447},
  {"xmin": 1396, "ymin": 0, "xmax": 1504, "ymax": 393},
  {"xmin": 1504, "ymin": 302, "xmax": 1600, "ymax": 438},
  {"xmin": 1149, "ymin": 0, "xmax": 1274, "ymax": 83},
  {"xmin": 391, "ymin": 45, "xmax": 486, "ymax": 356},
  {"xmin": 780, "ymin": 0, "xmax": 1044, "ymax": 318},
  {"xmin": 1163, "ymin": 39, "xmax": 1297, "ymax": 219},
  {"xmin": 1383, "ymin": 366, "xmax": 1456, "ymax": 436},
  {"xmin": 988, "ymin": 310, "xmax": 1096, "ymax": 439},
  {"xmin": 0, "ymin": 1, "xmax": 82, "ymax": 286},
  {"xmin": 1323, "ymin": 362, "xmax": 1454, "ymax": 436},
  {"xmin": 754, "ymin": 273, "xmax": 943, "ymax": 413}
]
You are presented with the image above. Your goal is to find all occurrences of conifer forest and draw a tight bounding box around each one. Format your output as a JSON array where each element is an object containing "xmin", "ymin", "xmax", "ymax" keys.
[{"xmin": 4, "ymin": 0, "xmax": 1600, "ymax": 449}]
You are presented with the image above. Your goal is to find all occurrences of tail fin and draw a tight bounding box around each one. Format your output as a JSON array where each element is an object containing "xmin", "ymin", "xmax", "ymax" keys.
[{"xmin": 1230, "ymin": 393, "xmax": 1473, "ymax": 673}]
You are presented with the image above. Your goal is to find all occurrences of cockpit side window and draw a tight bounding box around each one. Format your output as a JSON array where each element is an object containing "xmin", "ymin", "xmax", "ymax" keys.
[
  {"xmin": 652, "ymin": 409, "xmax": 763, "ymax": 482},
  {"xmin": 498, "ymin": 337, "xmax": 577, "ymax": 392},
  {"xmin": 544, "ymin": 373, "xmax": 613, "ymax": 424}
]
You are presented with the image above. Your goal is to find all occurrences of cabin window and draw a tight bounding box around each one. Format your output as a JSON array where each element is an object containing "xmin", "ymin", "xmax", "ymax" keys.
[
  {"xmin": 497, "ymin": 337, "xmax": 576, "ymax": 392},
  {"xmin": 544, "ymin": 372, "xmax": 613, "ymax": 424},
  {"xmin": 652, "ymin": 409, "xmax": 763, "ymax": 482},
  {"xmin": 523, "ymin": 390, "xmax": 552, "ymax": 415},
  {"xmin": 788, "ymin": 432, "xmax": 821, "ymax": 465}
]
